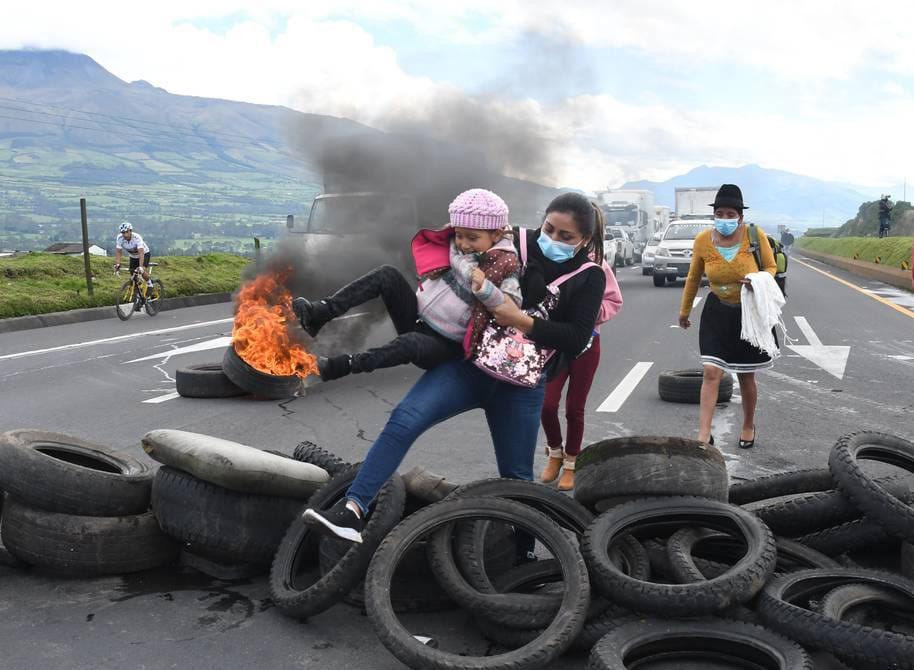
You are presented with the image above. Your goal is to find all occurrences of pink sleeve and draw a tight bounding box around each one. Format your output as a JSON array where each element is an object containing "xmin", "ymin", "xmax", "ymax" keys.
[{"xmin": 595, "ymin": 260, "xmax": 623, "ymax": 327}]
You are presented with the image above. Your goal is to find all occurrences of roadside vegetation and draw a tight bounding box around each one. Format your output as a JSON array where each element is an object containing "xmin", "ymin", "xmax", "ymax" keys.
[
  {"xmin": 0, "ymin": 252, "xmax": 249, "ymax": 318},
  {"xmin": 796, "ymin": 236, "xmax": 913, "ymax": 269}
]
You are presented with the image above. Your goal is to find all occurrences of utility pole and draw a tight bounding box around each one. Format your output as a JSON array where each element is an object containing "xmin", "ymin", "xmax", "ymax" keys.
[{"xmin": 79, "ymin": 198, "xmax": 94, "ymax": 297}]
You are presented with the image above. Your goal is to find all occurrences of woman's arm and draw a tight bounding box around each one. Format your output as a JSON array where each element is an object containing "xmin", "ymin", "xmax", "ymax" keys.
[
  {"xmin": 679, "ymin": 234, "xmax": 707, "ymax": 317},
  {"xmin": 526, "ymin": 268, "xmax": 605, "ymax": 356}
]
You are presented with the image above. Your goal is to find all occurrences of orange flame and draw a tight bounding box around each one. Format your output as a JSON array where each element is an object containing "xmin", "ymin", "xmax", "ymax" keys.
[{"xmin": 232, "ymin": 272, "xmax": 318, "ymax": 379}]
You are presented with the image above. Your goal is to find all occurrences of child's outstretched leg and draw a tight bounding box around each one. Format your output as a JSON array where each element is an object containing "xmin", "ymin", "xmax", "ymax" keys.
[
  {"xmin": 293, "ymin": 264, "xmax": 418, "ymax": 338},
  {"xmin": 319, "ymin": 330, "xmax": 462, "ymax": 381}
]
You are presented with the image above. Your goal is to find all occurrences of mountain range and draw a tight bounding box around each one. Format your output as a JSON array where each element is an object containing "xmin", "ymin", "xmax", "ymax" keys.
[
  {"xmin": 0, "ymin": 49, "xmax": 888, "ymax": 254},
  {"xmin": 622, "ymin": 164, "xmax": 886, "ymax": 232}
]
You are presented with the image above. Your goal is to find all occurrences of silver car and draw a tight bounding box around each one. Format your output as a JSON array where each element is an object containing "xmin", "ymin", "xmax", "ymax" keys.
[
  {"xmin": 652, "ymin": 220, "xmax": 714, "ymax": 287},
  {"xmin": 640, "ymin": 231, "xmax": 663, "ymax": 276}
]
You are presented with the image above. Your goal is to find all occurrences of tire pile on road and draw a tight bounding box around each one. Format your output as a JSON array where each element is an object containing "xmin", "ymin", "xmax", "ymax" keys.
[{"xmin": 2, "ymin": 428, "xmax": 914, "ymax": 670}]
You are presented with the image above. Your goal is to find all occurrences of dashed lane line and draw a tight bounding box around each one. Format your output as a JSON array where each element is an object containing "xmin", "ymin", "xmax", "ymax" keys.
[
  {"xmin": 143, "ymin": 391, "xmax": 181, "ymax": 404},
  {"xmin": 596, "ymin": 362, "xmax": 653, "ymax": 413}
]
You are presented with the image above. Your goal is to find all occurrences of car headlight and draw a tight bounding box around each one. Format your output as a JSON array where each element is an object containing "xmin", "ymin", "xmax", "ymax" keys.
[{"xmin": 657, "ymin": 245, "xmax": 670, "ymax": 255}]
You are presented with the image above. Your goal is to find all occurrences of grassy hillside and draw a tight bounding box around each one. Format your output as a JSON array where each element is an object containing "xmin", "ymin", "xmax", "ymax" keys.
[
  {"xmin": 796, "ymin": 236, "xmax": 913, "ymax": 269},
  {"xmin": 0, "ymin": 252, "xmax": 248, "ymax": 318}
]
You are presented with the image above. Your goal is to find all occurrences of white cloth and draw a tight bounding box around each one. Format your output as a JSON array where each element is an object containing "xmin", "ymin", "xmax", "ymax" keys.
[
  {"xmin": 740, "ymin": 271, "xmax": 787, "ymax": 359},
  {"xmin": 115, "ymin": 232, "xmax": 149, "ymax": 257}
]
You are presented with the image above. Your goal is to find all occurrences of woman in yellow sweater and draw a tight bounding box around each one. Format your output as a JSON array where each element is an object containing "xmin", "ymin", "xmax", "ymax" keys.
[{"xmin": 678, "ymin": 184, "xmax": 777, "ymax": 449}]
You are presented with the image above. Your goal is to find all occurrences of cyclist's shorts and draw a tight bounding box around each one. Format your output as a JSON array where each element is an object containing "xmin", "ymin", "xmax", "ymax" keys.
[{"xmin": 129, "ymin": 252, "xmax": 151, "ymax": 272}]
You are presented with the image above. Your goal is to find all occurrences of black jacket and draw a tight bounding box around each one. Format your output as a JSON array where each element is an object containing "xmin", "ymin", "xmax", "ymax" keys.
[{"xmin": 512, "ymin": 227, "xmax": 605, "ymax": 358}]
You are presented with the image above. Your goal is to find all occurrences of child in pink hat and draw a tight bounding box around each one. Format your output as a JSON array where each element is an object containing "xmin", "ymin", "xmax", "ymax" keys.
[{"xmin": 293, "ymin": 188, "xmax": 521, "ymax": 381}]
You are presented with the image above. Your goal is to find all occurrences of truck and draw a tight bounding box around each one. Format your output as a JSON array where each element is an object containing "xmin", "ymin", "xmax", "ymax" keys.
[
  {"xmin": 654, "ymin": 205, "xmax": 671, "ymax": 232},
  {"xmin": 674, "ymin": 186, "xmax": 719, "ymax": 219},
  {"xmin": 595, "ymin": 189, "xmax": 657, "ymax": 260}
]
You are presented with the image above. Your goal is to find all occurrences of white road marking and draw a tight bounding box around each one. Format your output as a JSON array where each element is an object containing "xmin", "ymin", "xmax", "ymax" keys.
[
  {"xmin": 143, "ymin": 391, "xmax": 181, "ymax": 404},
  {"xmin": 0, "ymin": 317, "xmax": 234, "ymax": 361},
  {"xmin": 596, "ymin": 362, "xmax": 653, "ymax": 413},
  {"xmin": 0, "ymin": 311, "xmax": 371, "ymax": 363},
  {"xmin": 786, "ymin": 316, "xmax": 851, "ymax": 380},
  {"xmin": 125, "ymin": 336, "xmax": 233, "ymax": 363}
]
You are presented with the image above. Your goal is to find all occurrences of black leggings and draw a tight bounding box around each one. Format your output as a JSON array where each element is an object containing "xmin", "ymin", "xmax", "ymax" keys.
[{"xmin": 324, "ymin": 265, "xmax": 463, "ymax": 372}]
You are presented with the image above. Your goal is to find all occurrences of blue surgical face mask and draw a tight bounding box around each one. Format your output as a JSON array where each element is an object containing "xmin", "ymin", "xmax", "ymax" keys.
[
  {"xmin": 537, "ymin": 230, "xmax": 579, "ymax": 262},
  {"xmin": 714, "ymin": 218, "xmax": 739, "ymax": 236}
]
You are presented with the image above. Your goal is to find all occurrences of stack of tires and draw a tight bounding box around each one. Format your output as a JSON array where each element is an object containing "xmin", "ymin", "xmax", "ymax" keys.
[
  {"xmin": 0, "ymin": 430, "xmax": 178, "ymax": 575},
  {"xmin": 143, "ymin": 429, "xmax": 329, "ymax": 575},
  {"xmin": 174, "ymin": 347, "xmax": 305, "ymax": 401}
]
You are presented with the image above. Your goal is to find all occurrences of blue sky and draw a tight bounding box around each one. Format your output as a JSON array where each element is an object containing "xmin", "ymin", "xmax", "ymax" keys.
[{"xmin": 3, "ymin": 1, "xmax": 914, "ymax": 191}]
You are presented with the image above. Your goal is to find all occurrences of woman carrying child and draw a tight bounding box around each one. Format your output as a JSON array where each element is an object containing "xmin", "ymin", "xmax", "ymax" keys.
[
  {"xmin": 300, "ymin": 191, "xmax": 606, "ymax": 545},
  {"xmin": 292, "ymin": 188, "xmax": 520, "ymax": 381}
]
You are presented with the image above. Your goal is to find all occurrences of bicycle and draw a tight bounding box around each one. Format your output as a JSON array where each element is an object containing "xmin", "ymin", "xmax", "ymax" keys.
[{"xmin": 115, "ymin": 262, "xmax": 165, "ymax": 321}]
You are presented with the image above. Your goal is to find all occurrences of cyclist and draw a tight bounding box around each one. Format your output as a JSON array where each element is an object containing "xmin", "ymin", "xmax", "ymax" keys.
[{"xmin": 113, "ymin": 222, "xmax": 153, "ymax": 291}]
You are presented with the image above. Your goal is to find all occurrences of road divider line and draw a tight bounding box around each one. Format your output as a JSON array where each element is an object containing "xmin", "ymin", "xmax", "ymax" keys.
[
  {"xmin": 792, "ymin": 257, "xmax": 914, "ymax": 320},
  {"xmin": 0, "ymin": 317, "xmax": 234, "ymax": 361},
  {"xmin": 143, "ymin": 391, "xmax": 180, "ymax": 404},
  {"xmin": 0, "ymin": 311, "xmax": 374, "ymax": 362},
  {"xmin": 596, "ymin": 362, "xmax": 653, "ymax": 413}
]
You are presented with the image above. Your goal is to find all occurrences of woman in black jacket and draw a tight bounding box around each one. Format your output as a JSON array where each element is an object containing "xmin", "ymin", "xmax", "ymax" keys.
[{"xmin": 302, "ymin": 193, "xmax": 606, "ymax": 545}]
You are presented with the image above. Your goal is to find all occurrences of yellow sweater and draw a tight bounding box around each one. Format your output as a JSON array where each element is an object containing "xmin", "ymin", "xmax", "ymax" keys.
[{"xmin": 679, "ymin": 226, "xmax": 777, "ymax": 316}]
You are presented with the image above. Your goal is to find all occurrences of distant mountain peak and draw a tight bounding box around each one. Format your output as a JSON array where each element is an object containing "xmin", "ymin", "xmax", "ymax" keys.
[{"xmin": 0, "ymin": 49, "xmax": 126, "ymax": 90}]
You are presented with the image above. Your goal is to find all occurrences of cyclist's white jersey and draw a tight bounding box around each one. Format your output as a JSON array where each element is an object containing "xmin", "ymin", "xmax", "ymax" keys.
[{"xmin": 115, "ymin": 232, "xmax": 149, "ymax": 258}]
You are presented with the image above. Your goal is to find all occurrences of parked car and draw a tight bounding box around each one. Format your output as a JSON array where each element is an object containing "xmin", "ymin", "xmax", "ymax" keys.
[
  {"xmin": 602, "ymin": 235, "xmax": 619, "ymax": 270},
  {"xmin": 605, "ymin": 226, "xmax": 635, "ymax": 266},
  {"xmin": 652, "ymin": 220, "xmax": 714, "ymax": 287},
  {"xmin": 640, "ymin": 231, "xmax": 664, "ymax": 276}
]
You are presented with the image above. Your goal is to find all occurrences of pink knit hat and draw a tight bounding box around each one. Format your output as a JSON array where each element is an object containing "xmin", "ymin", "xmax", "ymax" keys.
[{"xmin": 448, "ymin": 188, "xmax": 509, "ymax": 230}]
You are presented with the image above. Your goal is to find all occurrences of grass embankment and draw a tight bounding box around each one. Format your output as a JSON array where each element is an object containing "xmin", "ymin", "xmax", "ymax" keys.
[
  {"xmin": 796, "ymin": 236, "xmax": 913, "ymax": 269},
  {"xmin": 0, "ymin": 253, "xmax": 250, "ymax": 319}
]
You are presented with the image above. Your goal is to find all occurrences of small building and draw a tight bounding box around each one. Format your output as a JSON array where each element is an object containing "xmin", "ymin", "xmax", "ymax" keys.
[{"xmin": 45, "ymin": 243, "xmax": 108, "ymax": 257}]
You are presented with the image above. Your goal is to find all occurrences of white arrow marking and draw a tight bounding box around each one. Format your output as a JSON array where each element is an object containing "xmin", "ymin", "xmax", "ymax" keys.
[
  {"xmin": 125, "ymin": 336, "xmax": 233, "ymax": 363},
  {"xmin": 597, "ymin": 362, "xmax": 653, "ymax": 412},
  {"xmin": 786, "ymin": 316, "xmax": 851, "ymax": 380}
]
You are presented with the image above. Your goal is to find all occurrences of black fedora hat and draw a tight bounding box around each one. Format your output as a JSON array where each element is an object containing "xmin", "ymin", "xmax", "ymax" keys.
[{"xmin": 709, "ymin": 184, "xmax": 749, "ymax": 211}]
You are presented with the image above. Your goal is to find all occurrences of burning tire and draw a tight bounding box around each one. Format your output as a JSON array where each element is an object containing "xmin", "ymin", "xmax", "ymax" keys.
[
  {"xmin": 222, "ymin": 346, "xmax": 303, "ymax": 400},
  {"xmin": 175, "ymin": 362, "xmax": 247, "ymax": 398}
]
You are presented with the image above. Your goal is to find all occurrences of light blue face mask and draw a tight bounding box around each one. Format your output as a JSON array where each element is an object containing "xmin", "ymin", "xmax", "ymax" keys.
[
  {"xmin": 537, "ymin": 230, "xmax": 579, "ymax": 262},
  {"xmin": 714, "ymin": 218, "xmax": 740, "ymax": 236}
]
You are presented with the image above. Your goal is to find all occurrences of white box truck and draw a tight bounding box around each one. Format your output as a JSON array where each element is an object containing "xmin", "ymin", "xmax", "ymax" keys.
[
  {"xmin": 596, "ymin": 189, "xmax": 657, "ymax": 260},
  {"xmin": 674, "ymin": 186, "xmax": 719, "ymax": 219}
]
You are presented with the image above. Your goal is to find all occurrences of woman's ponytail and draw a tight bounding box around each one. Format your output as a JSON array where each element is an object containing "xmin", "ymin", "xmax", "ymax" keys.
[{"xmin": 589, "ymin": 201, "xmax": 605, "ymax": 265}]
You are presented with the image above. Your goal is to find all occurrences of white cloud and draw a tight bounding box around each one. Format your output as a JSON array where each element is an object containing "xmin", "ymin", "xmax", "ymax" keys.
[{"xmin": 2, "ymin": 1, "xmax": 914, "ymax": 190}]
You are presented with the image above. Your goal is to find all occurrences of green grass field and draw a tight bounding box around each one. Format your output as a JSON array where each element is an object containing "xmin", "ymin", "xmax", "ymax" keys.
[
  {"xmin": 796, "ymin": 236, "xmax": 913, "ymax": 269},
  {"xmin": 0, "ymin": 252, "xmax": 249, "ymax": 318}
]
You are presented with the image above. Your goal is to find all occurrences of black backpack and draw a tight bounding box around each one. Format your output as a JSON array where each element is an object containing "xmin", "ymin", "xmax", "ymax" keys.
[{"xmin": 748, "ymin": 224, "xmax": 787, "ymax": 297}]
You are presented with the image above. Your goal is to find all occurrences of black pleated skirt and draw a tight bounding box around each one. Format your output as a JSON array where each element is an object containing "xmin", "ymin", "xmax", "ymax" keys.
[{"xmin": 698, "ymin": 293, "xmax": 775, "ymax": 373}]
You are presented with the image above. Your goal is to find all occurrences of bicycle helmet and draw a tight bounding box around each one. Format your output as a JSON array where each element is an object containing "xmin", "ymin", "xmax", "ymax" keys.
[{"xmin": 119, "ymin": 221, "xmax": 133, "ymax": 233}]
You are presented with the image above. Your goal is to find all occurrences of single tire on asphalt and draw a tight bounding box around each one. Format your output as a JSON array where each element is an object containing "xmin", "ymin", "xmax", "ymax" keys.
[
  {"xmin": 221, "ymin": 345, "xmax": 302, "ymax": 400},
  {"xmin": 829, "ymin": 431, "xmax": 914, "ymax": 543},
  {"xmin": 0, "ymin": 429, "xmax": 153, "ymax": 516},
  {"xmin": 175, "ymin": 362, "xmax": 247, "ymax": 398},
  {"xmin": 575, "ymin": 437, "xmax": 729, "ymax": 511},
  {"xmin": 757, "ymin": 568, "xmax": 914, "ymax": 669},
  {"xmin": 269, "ymin": 465, "xmax": 405, "ymax": 619},
  {"xmin": 587, "ymin": 617, "xmax": 812, "ymax": 670},
  {"xmin": 728, "ymin": 468, "xmax": 834, "ymax": 505},
  {"xmin": 657, "ymin": 368, "xmax": 733, "ymax": 404},
  {"xmin": 151, "ymin": 466, "xmax": 308, "ymax": 565},
  {"xmin": 652, "ymin": 274, "xmax": 665, "ymax": 287},
  {"xmin": 582, "ymin": 496, "xmax": 776, "ymax": 617},
  {"xmin": 365, "ymin": 497, "xmax": 590, "ymax": 670},
  {"xmin": 2, "ymin": 496, "xmax": 178, "ymax": 575}
]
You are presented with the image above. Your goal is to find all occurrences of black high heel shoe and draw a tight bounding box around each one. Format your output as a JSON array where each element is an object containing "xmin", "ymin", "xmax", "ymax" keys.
[{"xmin": 738, "ymin": 426, "xmax": 756, "ymax": 449}]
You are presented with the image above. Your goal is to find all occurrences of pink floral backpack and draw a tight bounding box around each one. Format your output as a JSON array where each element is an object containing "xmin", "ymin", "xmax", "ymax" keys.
[{"xmin": 472, "ymin": 229, "xmax": 598, "ymax": 388}]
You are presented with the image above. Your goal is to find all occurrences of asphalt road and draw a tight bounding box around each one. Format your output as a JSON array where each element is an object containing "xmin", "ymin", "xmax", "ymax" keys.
[{"xmin": 0, "ymin": 255, "xmax": 912, "ymax": 669}]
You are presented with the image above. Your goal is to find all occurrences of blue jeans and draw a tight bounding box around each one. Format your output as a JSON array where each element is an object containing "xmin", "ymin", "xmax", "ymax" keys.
[{"xmin": 346, "ymin": 359, "xmax": 547, "ymax": 513}]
